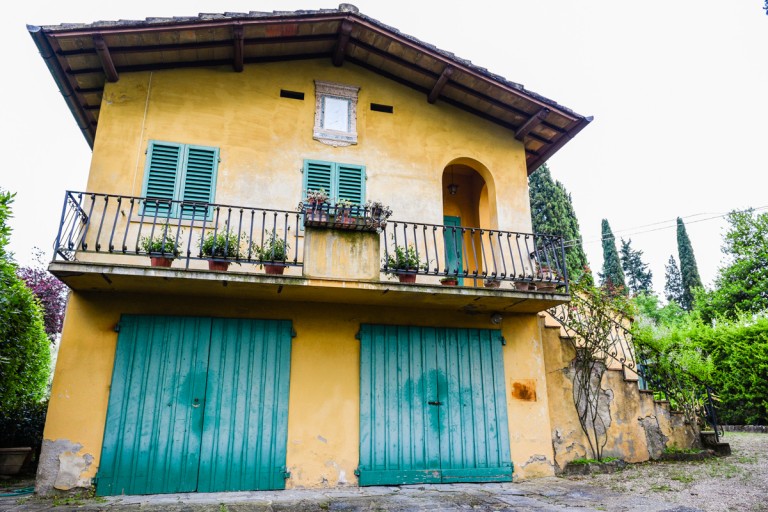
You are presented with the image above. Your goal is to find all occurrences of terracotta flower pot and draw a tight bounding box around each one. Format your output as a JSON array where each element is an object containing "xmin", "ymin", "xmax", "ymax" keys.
[
  {"xmin": 484, "ymin": 280, "xmax": 501, "ymax": 288},
  {"xmin": 440, "ymin": 279, "xmax": 458, "ymax": 286},
  {"xmin": 397, "ymin": 273, "xmax": 417, "ymax": 283},
  {"xmin": 208, "ymin": 260, "xmax": 230, "ymax": 271},
  {"xmin": 535, "ymin": 282, "xmax": 557, "ymax": 293},
  {"xmin": 149, "ymin": 256, "xmax": 174, "ymax": 268},
  {"xmin": 514, "ymin": 281, "xmax": 532, "ymax": 291},
  {"xmin": 264, "ymin": 264, "xmax": 287, "ymax": 275}
]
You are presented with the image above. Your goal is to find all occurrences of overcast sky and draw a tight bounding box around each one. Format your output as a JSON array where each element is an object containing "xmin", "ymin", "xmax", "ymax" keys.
[{"xmin": 3, "ymin": 1, "xmax": 767, "ymax": 295}]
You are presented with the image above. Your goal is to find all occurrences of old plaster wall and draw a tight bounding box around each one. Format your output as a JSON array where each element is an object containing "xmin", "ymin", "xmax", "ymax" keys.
[
  {"xmin": 39, "ymin": 291, "xmax": 556, "ymax": 494},
  {"xmin": 540, "ymin": 314, "xmax": 699, "ymax": 471},
  {"xmin": 89, "ymin": 59, "xmax": 531, "ymax": 237}
]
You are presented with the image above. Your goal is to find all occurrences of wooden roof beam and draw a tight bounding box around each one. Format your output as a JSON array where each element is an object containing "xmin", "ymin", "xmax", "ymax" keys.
[
  {"xmin": 92, "ymin": 34, "xmax": 118, "ymax": 82},
  {"xmin": 332, "ymin": 20, "xmax": 353, "ymax": 67},
  {"xmin": 515, "ymin": 108, "xmax": 550, "ymax": 141},
  {"xmin": 428, "ymin": 66, "xmax": 453, "ymax": 104},
  {"xmin": 232, "ymin": 25, "xmax": 244, "ymax": 72}
]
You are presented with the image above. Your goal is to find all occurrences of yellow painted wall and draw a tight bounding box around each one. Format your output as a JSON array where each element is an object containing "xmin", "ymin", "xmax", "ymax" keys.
[
  {"xmin": 90, "ymin": 60, "xmax": 531, "ymax": 235},
  {"xmin": 42, "ymin": 291, "xmax": 556, "ymax": 490}
]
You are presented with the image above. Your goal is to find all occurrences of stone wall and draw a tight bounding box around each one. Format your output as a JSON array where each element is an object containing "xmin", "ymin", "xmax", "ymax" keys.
[{"xmin": 540, "ymin": 313, "xmax": 699, "ymax": 471}]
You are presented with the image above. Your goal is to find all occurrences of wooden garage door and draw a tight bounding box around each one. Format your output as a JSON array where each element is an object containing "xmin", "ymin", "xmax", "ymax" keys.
[
  {"xmin": 96, "ymin": 316, "xmax": 292, "ymax": 496},
  {"xmin": 358, "ymin": 325, "xmax": 513, "ymax": 485}
]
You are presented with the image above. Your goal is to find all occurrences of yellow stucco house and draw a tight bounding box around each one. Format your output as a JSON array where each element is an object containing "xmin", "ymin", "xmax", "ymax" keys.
[{"xmin": 28, "ymin": 4, "xmax": 696, "ymax": 497}]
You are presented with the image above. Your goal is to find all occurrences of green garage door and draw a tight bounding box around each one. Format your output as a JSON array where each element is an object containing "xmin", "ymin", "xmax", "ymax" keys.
[
  {"xmin": 97, "ymin": 316, "xmax": 292, "ymax": 496},
  {"xmin": 358, "ymin": 325, "xmax": 512, "ymax": 485}
]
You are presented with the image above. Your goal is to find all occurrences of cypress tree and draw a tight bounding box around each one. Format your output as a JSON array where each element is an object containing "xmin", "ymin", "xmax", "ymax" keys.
[
  {"xmin": 664, "ymin": 255, "xmax": 685, "ymax": 306},
  {"xmin": 676, "ymin": 217, "xmax": 703, "ymax": 310},
  {"xmin": 620, "ymin": 238, "xmax": 653, "ymax": 295},
  {"xmin": 528, "ymin": 164, "xmax": 590, "ymax": 281},
  {"xmin": 599, "ymin": 219, "xmax": 626, "ymax": 294}
]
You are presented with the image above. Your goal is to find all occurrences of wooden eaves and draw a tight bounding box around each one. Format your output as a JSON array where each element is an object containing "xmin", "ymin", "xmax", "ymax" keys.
[{"xmin": 27, "ymin": 5, "xmax": 592, "ymax": 175}]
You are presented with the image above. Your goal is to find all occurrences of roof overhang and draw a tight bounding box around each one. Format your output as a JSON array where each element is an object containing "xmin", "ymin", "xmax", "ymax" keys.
[{"xmin": 28, "ymin": 4, "xmax": 592, "ymax": 175}]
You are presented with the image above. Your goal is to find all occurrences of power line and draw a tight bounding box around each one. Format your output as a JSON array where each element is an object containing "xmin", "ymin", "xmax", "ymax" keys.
[{"xmin": 563, "ymin": 204, "xmax": 768, "ymax": 248}]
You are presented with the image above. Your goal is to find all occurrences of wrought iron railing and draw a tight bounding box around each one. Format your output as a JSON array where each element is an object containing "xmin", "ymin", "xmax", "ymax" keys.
[
  {"xmin": 53, "ymin": 191, "xmax": 302, "ymax": 268},
  {"xmin": 381, "ymin": 220, "xmax": 569, "ymax": 291},
  {"xmin": 548, "ymin": 297, "xmax": 721, "ymax": 440},
  {"xmin": 52, "ymin": 191, "xmax": 571, "ymax": 293}
]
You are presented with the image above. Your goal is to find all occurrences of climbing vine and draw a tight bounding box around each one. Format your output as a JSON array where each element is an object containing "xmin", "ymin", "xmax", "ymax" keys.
[{"xmin": 552, "ymin": 278, "xmax": 634, "ymax": 460}]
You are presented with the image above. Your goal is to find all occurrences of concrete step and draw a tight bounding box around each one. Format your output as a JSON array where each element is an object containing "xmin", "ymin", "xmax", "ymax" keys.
[{"xmin": 700, "ymin": 431, "xmax": 732, "ymax": 456}]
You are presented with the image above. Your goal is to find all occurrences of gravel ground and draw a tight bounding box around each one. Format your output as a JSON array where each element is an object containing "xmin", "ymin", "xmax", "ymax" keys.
[
  {"xmin": 1, "ymin": 432, "xmax": 765, "ymax": 511},
  {"xmin": 557, "ymin": 431, "xmax": 768, "ymax": 512}
]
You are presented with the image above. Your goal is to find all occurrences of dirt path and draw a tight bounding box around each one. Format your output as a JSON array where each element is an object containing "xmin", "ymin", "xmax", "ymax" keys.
[{"xmin": 559, "ymin": 431, "xmax": 768, "ymax": 511}]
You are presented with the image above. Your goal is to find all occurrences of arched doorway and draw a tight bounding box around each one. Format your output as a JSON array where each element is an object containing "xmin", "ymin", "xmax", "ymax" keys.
[{"xmin": 441, "ymin": 161, "xmax": 494, "ymax": 283}]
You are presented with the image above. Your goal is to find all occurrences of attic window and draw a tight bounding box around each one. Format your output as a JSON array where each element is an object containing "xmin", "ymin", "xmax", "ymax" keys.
[
  {"xmin": 313, "ymin": 80, "xmax": 359, "ymax": 147},
  {"xmin": 280, "ymin": 89, "xmax": 305, "ymax": 100}
]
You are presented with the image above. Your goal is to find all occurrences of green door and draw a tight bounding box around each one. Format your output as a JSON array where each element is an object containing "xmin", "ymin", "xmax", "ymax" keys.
[
  {"xmin": 358, "ymin": 325, "xmax": 512, "ymax": 485},
  {"xmin": 97, "ymin": 316, "xmax": 291, "ymax": 496},
  {"xmin": 444, "ymin": 216, "xmax": 464, "ymax": 285},
  {"xmin": 198, "ymin": 319, "xmax": 292, "ymax": 492}
]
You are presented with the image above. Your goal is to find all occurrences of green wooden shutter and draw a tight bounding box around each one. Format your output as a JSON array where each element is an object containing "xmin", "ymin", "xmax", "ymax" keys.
[
  {"xmin": 303, "ymin": 160, "xmax": 333, "ymax": 200},
  {"xmin": 180, "ymin": 145, "xmax": 218, "ymax": 220},
  {"xmin": 336, "ymin": 163, "xmax": 365, "ymax": 205},
  {"xmin": 143, "ymin": 141, "xmax": 182, "ymax": 218}
]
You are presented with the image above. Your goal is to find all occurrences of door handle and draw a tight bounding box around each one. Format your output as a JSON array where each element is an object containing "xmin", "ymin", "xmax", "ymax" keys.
[
  {"xmin": 192, "ymin": 398, "xmax": 200, "ymax": 408},
  {"xmin": 428, "ymin": 401, "xmax": 443, "ymax": 406}
]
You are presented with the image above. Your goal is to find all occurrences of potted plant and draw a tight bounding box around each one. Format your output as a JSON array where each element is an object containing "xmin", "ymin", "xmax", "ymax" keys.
[
  {"xmin": 253, "ymin": 230, "xmax": 289, "ymax": 275},
  {"xmin": 384, "ymin": 244, "xmax": 427, "ymax": 283},
  {"xmin": 514, "ymin": 279, "xmax": 533, "ymax": 291},
  {"xmin": 440, "ymin": 276, "xmax": 458, "ymax": 286},
  {"xmin": 533, "ymin": 264, "xmax": 560, "ymax": 292},
  {"xmin": 200, "ymin": 230, "xmax": 243, "ymax": 271},
  {"xmin": 335, "ymin": 199, "xmax": 357, "ymax": 227},
  {"xmin": 139, "ymin": 226, "xmax": 182, "ymax": 267},
  {"xmin": 304, "ymin": 188, "xmax": 329, "ymax": 223},
  {"xmin": 484, "ymin": 278, "xmax": 501, "ymax": 289},
  {"xmin": 364, "ymin": 199, "xmax": 391, "ymax": 231}
]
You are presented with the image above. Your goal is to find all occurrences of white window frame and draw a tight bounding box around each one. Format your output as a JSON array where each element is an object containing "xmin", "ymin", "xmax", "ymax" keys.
[{"xmin": 313, "ymin": 80, "xmax": 359, "ymax": 147}]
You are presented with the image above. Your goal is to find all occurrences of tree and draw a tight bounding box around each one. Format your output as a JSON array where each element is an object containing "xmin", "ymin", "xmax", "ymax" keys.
[
  {"xmin": 664, "ymin": 255, "xmax": 685, "ymax": 306},
  {"xmin": 598, "ymin": 219, "xmax": 626, "ymax": 294},
  {"xmin": 17, "ymin": 249, "xmax": 68, "ymax": 340},
  {"xmin": 676, "ymin": 217, "xmax": 702, "ymax": 310},
  {"xmin": 697, "ymin": 209, "xmax": 768, "ymax": 323},
  {"xmin": 0, "ymin": 190, "xmax": 51, "ymax": 415},
  {"xmin": 619, "ymin": 238, "xmax": 653, "ymax": 295},
  {"xmin": 529, "ymin": 164, "xmax": 591, "ymax": 281}
]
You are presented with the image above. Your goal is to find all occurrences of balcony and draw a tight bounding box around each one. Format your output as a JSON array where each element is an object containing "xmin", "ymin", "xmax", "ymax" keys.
[{"xmin": 49, "ymin": 191, "xmax": 570, "ymax": 313}]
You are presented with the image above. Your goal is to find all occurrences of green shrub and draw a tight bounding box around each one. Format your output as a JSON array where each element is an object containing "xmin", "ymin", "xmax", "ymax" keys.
[
  {"xmin": 0, "ymin": 190, "xmax": 51, "ymax": 417},
  {"xmin": 0, "ymin": 399, "xmax": 48, "ymax": 449}
]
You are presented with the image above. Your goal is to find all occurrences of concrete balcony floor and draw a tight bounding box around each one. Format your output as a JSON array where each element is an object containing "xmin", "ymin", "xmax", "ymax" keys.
[{"xmin": 50, "ymin": 261, "xmax": 569, "ymax": 315}]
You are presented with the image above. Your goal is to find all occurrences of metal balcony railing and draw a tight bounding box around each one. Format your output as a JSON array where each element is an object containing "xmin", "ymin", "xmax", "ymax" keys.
[
  {"xmin": 53, "ymin": 191, "xmax": 302, "ymax": 268},
  {"xmin": 52, "ymin": 191, "xmax": 570, "ymax": 293},
  {"xmin": 381, "ymin": 220, "xmax": 569, "ymax": 292}
]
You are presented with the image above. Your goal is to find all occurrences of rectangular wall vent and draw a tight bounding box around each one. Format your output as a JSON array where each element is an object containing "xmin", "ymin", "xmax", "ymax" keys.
[
  {"xmin": 280, "ymin": 90, "xmax": 305, "ymax": 100},
  {"xmin": 370, "ymin": 103, "xmax": 394, "ymax": 113}
]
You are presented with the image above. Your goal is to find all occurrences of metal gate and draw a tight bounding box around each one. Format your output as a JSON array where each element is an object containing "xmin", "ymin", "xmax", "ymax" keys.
[
  {"xmin": 357, "ymin": 325, "xmax": 512, "ymax": 485},
  {"xmin": 97, "ymin": 316, "xmax": 292, "ymax": 496}
]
